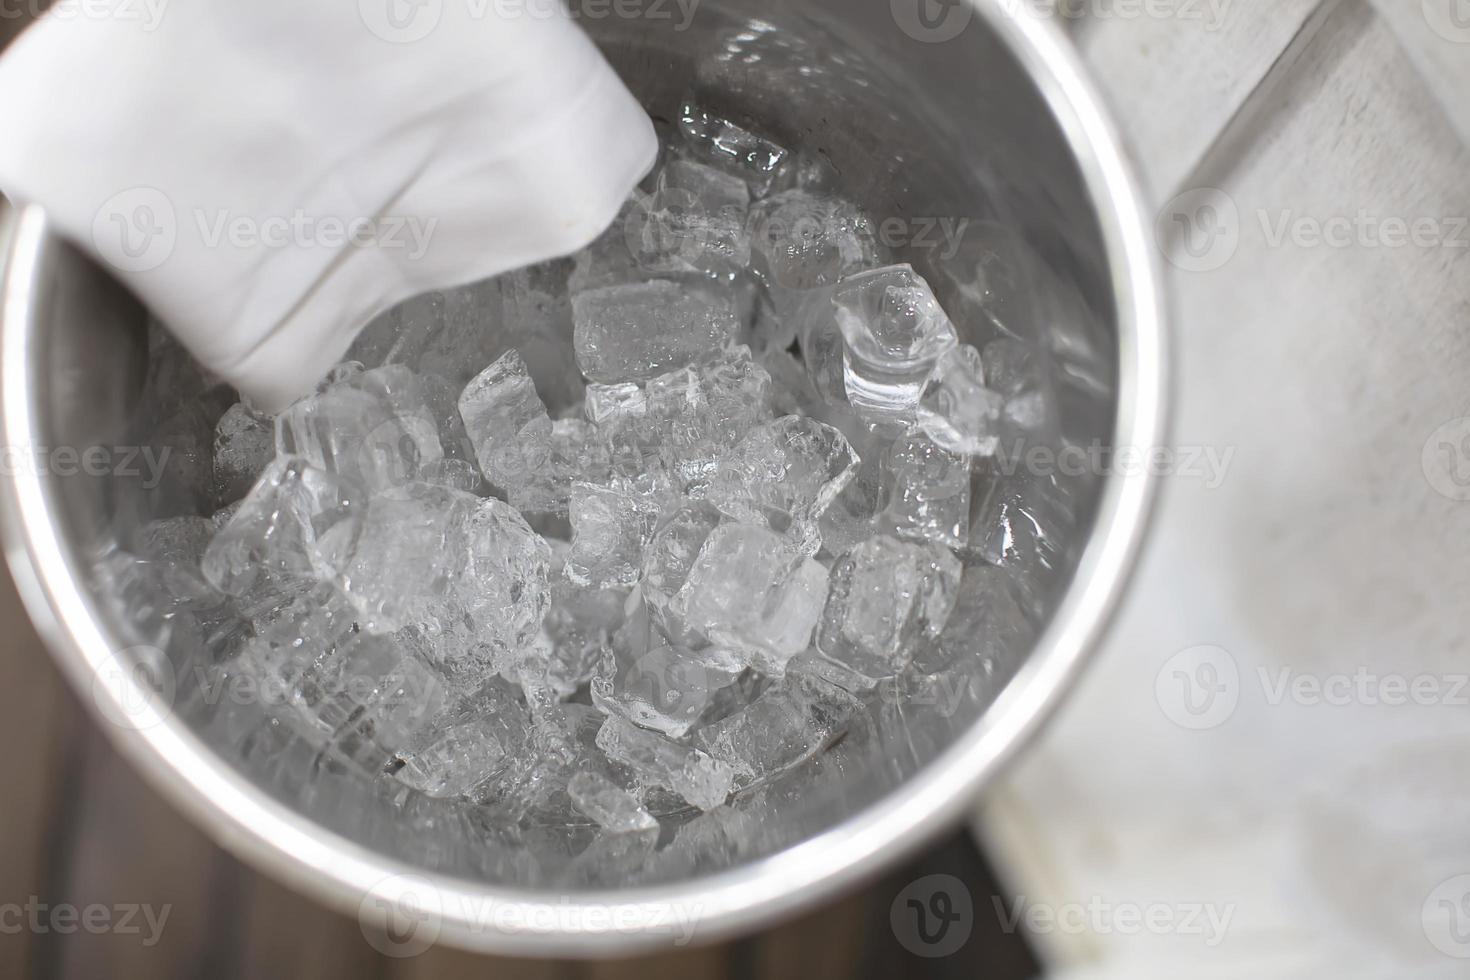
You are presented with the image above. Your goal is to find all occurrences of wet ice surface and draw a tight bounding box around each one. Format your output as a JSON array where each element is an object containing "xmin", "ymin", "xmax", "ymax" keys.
[{"xmin": 101, "ymin": 103, "xmax": 1082, "ymax": 885}]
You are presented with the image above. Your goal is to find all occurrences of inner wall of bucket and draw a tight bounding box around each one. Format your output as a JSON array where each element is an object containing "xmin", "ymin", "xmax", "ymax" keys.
[{"xmin": 61, "ymin": 0, "xmax": 1118, "ymax": 888}]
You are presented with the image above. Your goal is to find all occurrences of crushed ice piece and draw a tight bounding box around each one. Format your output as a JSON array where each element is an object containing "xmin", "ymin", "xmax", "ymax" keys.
[
  {"xmin": 572, "ymin": 279, "xmax": 738, "ymax": 384},
  {"xmin": 201, "ymin": 457, "xmax": 363, "ymax": 596},
  {"xmin": 880, "ymin": 430, "xmax": 971, "ymax": 549},
  {"xmin": 676, "ymin": 102, "xmax": 789, "ymax": 194},
  {"xmin": 834, "ymin": 265, "xmax": 959, "ymax": 424},
  {"xmin": 707, "ymin": 416, "xmax": 859, "ymax": 537},
  {"xmin": 640, "ymin": 501, "xmax": 724, "ymax": 644},
  {"xmin": 815, "ymin": 534, "xmax": 962, "ymax": 681},
  {"xmin": 275, "ymin": 364, "xmax": 443, "ymax": 492},
  {"xmin": 505, "ymin": 417, "xmax": 612, "ymax": 516},
  {"xmin": 564, "ymin": 478, "xmax": 666, "ymax": 589},
  {"xmin": 395, "ymin": 678, "xmax": 531, "ymax": 798},
  {"xmin": 692, "ymin": 669, "xmax": 861, "ymax": 783},
  {"xmin": 916, "ymin": 345, "xmax": 1005, "ymax": 456},
  {"xmin": 591, "ymin": 642, "xmax": 744, "ymax": 738},
  {"xmin": 595, "ymin": 715, "xmax": 734, "ymax": 810},
  {"xmin": 211, "ymin": 402, "xmax": 274, "ymax": 505},
  {"xmin": 417, "ymin": 457, "xmax": 482, "ymax": 494},
  {"xmin": 914, "ymin": 563, "xmax": 1035, "ymax": 675},
  {"xmin": 518, "ymin": 577, "xmax": 626, "ymax": 709},
  {"xmin": 749, "ymin": 189, "xmax": 878, "ymax": 292},
  {"xmin": 680, "ymin": 523, "xmax": 829, "ymax": 667},
  {"xmin": 983, "ymin": 337, "xmax": 1051, "ymax": 433},
  {"xmin": 628, "ymin": 158, "xmax": 752, "ymax": 278},
  {"xmin": 589, "ymin": 345, "xmax": 772, "ymax": 490},
  {"xmin": 457, "ymin": 350, "xmax": 554, "ymax": 496},
  {"xmin": 335, "ymin": 483, "xmax": 551, "ymax": 662},
  {"xmin": 567, "ymin": 772, "xmax": 658, "ymax": 833}
]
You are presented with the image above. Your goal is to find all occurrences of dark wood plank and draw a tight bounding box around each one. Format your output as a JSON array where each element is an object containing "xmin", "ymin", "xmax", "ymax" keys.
[{"xmin": 0, "ymin": 569, "xmax": 72, "ymax": 979}]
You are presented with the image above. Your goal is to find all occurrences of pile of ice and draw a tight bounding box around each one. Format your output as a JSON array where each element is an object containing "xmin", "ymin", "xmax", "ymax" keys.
[{"xmin": 104, "ymin": 104, "xmax": 1053, "ymax": 850}]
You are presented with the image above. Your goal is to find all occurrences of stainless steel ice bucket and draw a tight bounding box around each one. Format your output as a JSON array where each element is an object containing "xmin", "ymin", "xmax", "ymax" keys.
[{"xmin": 0, "ymin": 0, "xmax": 1165, "ymax": 956}]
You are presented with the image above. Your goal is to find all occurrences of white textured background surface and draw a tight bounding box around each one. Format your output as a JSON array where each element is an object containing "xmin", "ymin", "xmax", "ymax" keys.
[{"xmin": 977, "ymin": 0, "xmax": 1470, "ymax": 975}]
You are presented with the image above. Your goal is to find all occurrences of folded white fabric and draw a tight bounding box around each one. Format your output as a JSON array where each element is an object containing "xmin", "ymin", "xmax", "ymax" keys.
[{"xmin": 0, "ymin": 0, "xmax": 656, "ymax": 410}]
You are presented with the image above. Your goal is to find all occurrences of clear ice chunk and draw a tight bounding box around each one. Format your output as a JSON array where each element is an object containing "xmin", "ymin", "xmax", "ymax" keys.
[
  {"xmin": 201, "ymin": 457, "xmax": 363, "ymax": 596},
  {"xmin": 749, "ymin": 190, "xmax": 878, "ymax": 292},
  {"xmin": 335, "ymin": 484, "xmax": 551, "ymax": 667},
  {"xmin": 676, "ymin": 102, "xmax": 789, "ymax": 195},
  {"xmin": 640, "ymin": 501, "xmax": 724, "ymax": 643},
  {"xmin": 983, "ymin": 338, "xmax": 1051, "ymax": 433},
  {"xmin": 680, "ymin": 524, "xmax": 829, "ymax": 668},
  {"xmin": 567, "ymin": 771, "xmax": 658, "ymax": 834},
  {"xmin": 692, "ymin": 669, "xmax": 861, "ymax": 783},
  {"xmin": 394, "ymin": 677, "xmax": 530, "ymax": 799},
  {"xmin": 628, "ymin": 158, "xmax": 751, "ymax": 278},
  {"xmin": 815, "ymin": 534, "xmax": 962, "ymax": 682},
  {"xmin": 594, "ymin": 715, "xmax": 735, "ymax": 811},
  {"xmin": 880, "ymin": 429, "xmax": 972, "ymax": 549},
  {"xmin": 706, "ymin": 416, "xmax": 859, "ymax": 538},
  {"xmin": 572, "ymin": 279, "xmax": 738, "ymax": 384},
  {"xmin": 916, "ymin": 345, "xmax": 1005, "ymax": 456},
  {"xmin": 564, "ymin": 479, "xmax": 666, "ymax": 589},
  {"xmin": 914, "ymin": 563, "xmax": 1035, "ymax": 676},
  {"xmin": 518, "ymin": 576, "xmax": 626, "ymax": 709},
  {"xmin": 834, "ymin": 265, "xmax": 959, "ymax": 424},
  {"xmin": 211, "ymin": 402, "xmax": 275, "ymax": 505},
  {"xmin": 457, "ymin": 350, "xmax": 554, "ymax": 496},
  {"xmin": 275, "ymin": 364, "xmax": 443, "ymax": 492},
  {"xmin": 591, "ymin": 642, "xmax": 743, "ymax": 737}
]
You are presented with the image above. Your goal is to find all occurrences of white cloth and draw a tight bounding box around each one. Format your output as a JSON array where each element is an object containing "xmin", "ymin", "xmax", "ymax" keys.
[{"xmin": 0, "ymin": 0, "xmax": 656, "ymax": 410}]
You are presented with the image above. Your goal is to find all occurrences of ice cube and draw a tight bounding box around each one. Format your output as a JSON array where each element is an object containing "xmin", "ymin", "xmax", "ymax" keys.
[
  {"xmin": 394, "ymin": 677, "xmax": 530, "ymax": 798},
  {"xmin": 591, "ymin": 643, "xmax": 744, "ymax": 738},
  {"xmin": 627, "ymin": 158, "xmax": 752, "ymax": 278},
  {"xmin": 677, "ymin": 103, "xmax": 789, "ymax": 194},
  {"xmin": 913, "ymin": 563, "xmax": 1035, "ymax": 675},
  {"xmin": 834, "ymin": 265, "xmax": 959, "ymax": 424},
  {"xmin": 749, "ymin": 189, "xmax": 878, "ymax": 291},
  {"xmin": 594, "ymin": 715, "xmax": 735, "ymax": 811},
  {"xmin": 201, "ymin": 457, "xmax": 363, "ymax": 596},
  {"xmin": 692, "ymin": 670, "xmax": 861, "ymax": 782},
  {"xmin": 815, "ymin": 534, "xmax": 962, "ymax": 681},
  {"xmin": 707, "ymin": 416, "xmax": 859, "ymax": 538},
  {"xmin": 983, "ymin": 338, "xmax": 1052, "ymax": 433},
  {"xmin": 916, "ymin": 345, "xmax": 1005, "ymax": 456},
  {"xmin": 417, "ymin": 457, "xmax": 483, "ymax": 494},
  {"xmin": 569, "ymin": 192, "xmax": 653, "ymax": 293},
  {"xmin": 275, "ymin": 364, "xmax": 444, "ymax": 492},
  {"xmin": 880, "ymin": 429, "xmax": 971, "ymax": 549},
  {"xmin": 519, "ymin": 577, "xmax": 626, "ymax": 707},
  {"xmin": 640, "ymin": 501, "xmax": 724, "ymax": 643},
  {"xmin": 211, "ymin": 402, "xmax": 274, "ymax": 505},
  {"xmin": 680, "ymin": 524, "xmax": 829, "ymax": 667},
  {"xmin": 564, "ymin": 479, "xmax": 666, "ymax": 589},
  {"xmin": 572, "ymin": 279, "xmax": 738, "ymax": 384},
  {"xmin": 336, "ymin": 484, "xmax": 551, "ymax": 665},
  {"xmin": 457, "ymin": 350, "xmax": 554, "ymax": 496},
  {"xmin": 568, "ymin": 771, "xmax": 658, "ymax": 833}
]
